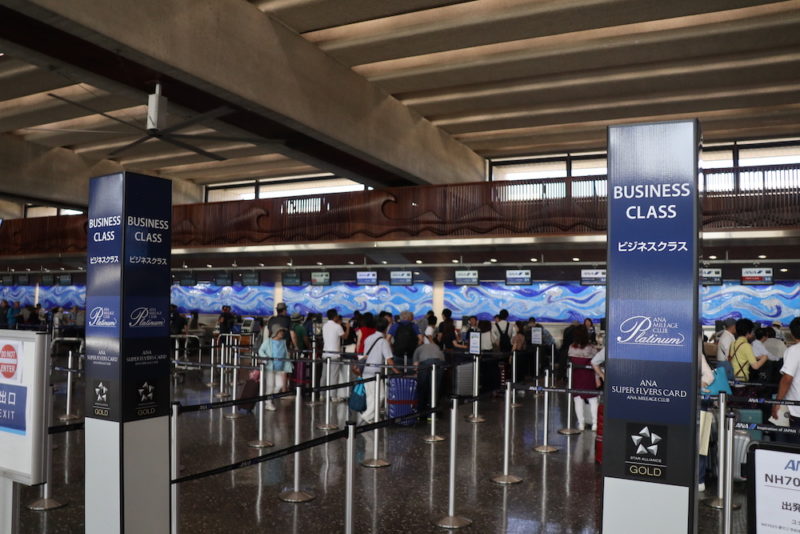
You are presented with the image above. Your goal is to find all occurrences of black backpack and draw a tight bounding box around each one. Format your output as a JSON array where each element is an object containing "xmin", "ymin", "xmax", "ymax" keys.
[
  {"xmin": 496, "ymin": 322, "xmax": 512, "ymax": 352},
  {"xmin": 392, "ymin": 322, "xmax": 418, "ymax": 359}
]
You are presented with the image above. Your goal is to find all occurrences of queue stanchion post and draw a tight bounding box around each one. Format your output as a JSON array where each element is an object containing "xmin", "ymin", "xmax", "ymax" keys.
[
  {"xmin": 224, "ymin": 362, "xmax": 246, "ymax": 420},
  {"xmin": 558, "ymin": 362, "xmax": 581, "ymax": 435},
  {"xmin": 248, "ymin": 363, "xmax": 274, "ymax": 448},
  {"xmin": 550, "ymin": 345, "xmax": 555, "ymax": 378},
  {"xmin": 28, "ymin": 386, "xmax": 67, "ymax": 511},
  {"xmin": 214, "ymin": 337, "xmax": 230, "ymax": 399},
  {"xmin": 279, "ymin": 386, "xmax": 315, "ymax": 503},
  {"xmin": 423, "ymin": 363, "xmax": 445, "ymax": 443},
  {"xmin": 703, "ymin": 392, "xmax": 739, "ymax": 510},
  {"xmin": 205, "ymin": 338, "xmax": 217, "ymax": 387},
  {"xmin": 58, "ymin": 350, "xmax": 80, "ymax": 422},
  {"xmin": 170, "ymin": 402, "xmax": 179, "ymax": 534},
  {"xmin": 465, "ymin": 355, "xmax": 485, "ymax": 423},
  {"xmin": 492, "ymin": 382, "xmax": 522, "ymax": 485},
  {"xmin": 316, "ymin": 357, "xmax": 338, "ymax": 431},
  {"xmin": 433, "ymin": 397, "xmax": 472, "ymax": 529},
  {"xmin": 362, "ymin": 374, "xmax": 390, "ymax": 468},
  {"xmin": 723, "ymin": 411, "xmax": 735, "ymax": 534},
  {"xmin": 534, "ymin": 370, "xmax": 558, "ymax": 453},
  {"xmin": 345, "ymin": 421, "xmax": 356, "ymax": 534},
  {"xmin": 307, "ymin": 339, "xmax": 321, "ymax": 407},
  {"xmin": 510, "ymin": 351, "xmax": 521, "ymax": 408},
  {"xmin": 534, "ymin": 347, "xmax": 541, "ymax": 396}
]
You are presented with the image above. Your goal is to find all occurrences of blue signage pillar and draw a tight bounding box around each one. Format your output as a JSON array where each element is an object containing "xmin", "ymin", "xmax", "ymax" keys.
[
  {"xmin": 84, "ymin": 172, "xmax": 172, "ymax": 534},
  {"xmin": 602, "ymin": 121, "xmax": 699, "ymax": 533}
]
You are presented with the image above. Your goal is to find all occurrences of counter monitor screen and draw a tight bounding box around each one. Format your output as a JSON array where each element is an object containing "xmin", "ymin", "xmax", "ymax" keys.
[
  {"xmin": 505, "ymin": 269, "xmax": 531, "ymax": 285},
  {"xmin": 700, "ymin": 268, "xmax": 722, "ymax": 286},
  {"xmin": 179, "ymin": 275, "xmax": 196, "ymax": 287},
  {"xmin": 214, "ymin": 274, "xmax": 232, "ymax": 287},
  {"xmin": 390, "ymin": 271, "xmax": 413, "ymax": 286},
  {"xmin": 1, "ymin": 274, "xmax": 13, "ymax": 286},
  {"xmin": 58, "ymin": 274, "xmax": 72, "ymax": 286},
  {"xmin": 282, "ymin": 272, "xmax": 301, "ymax": 286},
  {"xmin": 741, "ymin": 267, "xmax": 772, "ymax": 285},
  {"xmin": 40, "ymin": 274, "xmax": 55, "ymax": 286},
  {"xmin": 454, "ymin": 270, "xmax": 479, "ymax": 286},
  {"xmin": 15, "ymin": 274, "xmax": 29, "ymax": 286},
  {"xmin": 356, "ymin": 271, "xmax": 377, "ymax": 286},
  {"xmin": 580, "ymin": 269, "xmax": 606, "ymax": 285},
  {"xmin": 241, "ymin": 272, "xmax": 260, "ymax": 286},
  {"xmin": 311, "ymin": 271, "xmax": 330, "ymax": 286}
]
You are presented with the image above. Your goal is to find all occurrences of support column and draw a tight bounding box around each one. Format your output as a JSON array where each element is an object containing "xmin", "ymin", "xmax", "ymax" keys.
[{"xmin": 84, "ymin": 172, "xmax": 172, "ymax": 534}]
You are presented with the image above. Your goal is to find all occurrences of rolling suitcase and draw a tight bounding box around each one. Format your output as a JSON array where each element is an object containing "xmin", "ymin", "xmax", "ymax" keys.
[
  {"xmin": 290, "ymin": 359, "xmax": 310, "ymax": 390},
  {"xmin": 736, "ymin": 408, "xmax": 763, "ymax": 441},
  {"xmin": 387, "ymin": 376, "xmax": 418, "ymax": 425},
  {"xmin": 454, "ymin": 361, "xmax": 474, "ymax": 396}
]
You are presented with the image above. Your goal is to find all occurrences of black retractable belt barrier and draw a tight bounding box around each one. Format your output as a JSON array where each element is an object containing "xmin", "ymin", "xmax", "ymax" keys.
[{"xmin": 48, "ymin": 422, "xmax": 85, "ymax": 434}]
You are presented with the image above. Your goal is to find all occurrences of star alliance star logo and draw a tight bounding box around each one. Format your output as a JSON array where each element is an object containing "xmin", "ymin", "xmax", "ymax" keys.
[
  {"xmin": 95, "ymin": 382, "xmax": 108, "ymax": 403},
  {"xmin": 631, "ymin": 426, "xmax": 662, "ymax": 456},
  {"xmin": 138, "ymin": 382, "xmax": 155, "ymax": 403}
]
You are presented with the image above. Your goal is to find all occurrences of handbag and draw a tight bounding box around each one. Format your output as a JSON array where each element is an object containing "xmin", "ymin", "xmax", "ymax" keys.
[
  {"xmin": 702, "ymin": 367, "xmax": 732, "ymax": 396},
  {"xmin": 349, "ymin": 379, "xmax": 367, "ymax": 412}
]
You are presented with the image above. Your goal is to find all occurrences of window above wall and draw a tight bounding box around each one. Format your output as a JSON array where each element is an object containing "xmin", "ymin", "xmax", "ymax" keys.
[{"xmin": 204, "ymin": 175, "xmax": 366, "ymax": 203}]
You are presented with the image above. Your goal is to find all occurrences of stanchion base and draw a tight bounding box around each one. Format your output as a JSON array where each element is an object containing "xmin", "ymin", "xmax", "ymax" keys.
[
  {"xmin": 248, "ymin": 439, "xmax": 274, "ymax": 448},
  {"xmin": 278, "ymin": 490, "xmax": 315, "ymax": 503},
  {"xmin": 316, "ymin": 423, "xmax": 339, "ymax": 431},
  {"xmin": 557, "ymin": 428, "xmax": 582, "ymax": 435},
  {"xmin": 58, "ymin": 414, "xmax": 80, "ymax": 422},
  {"xmin": 361, "ymin": 458, "xmax": 391, "ymax": 468},
  {"xmin": 534, "ymin": 445, "xmax": 559, "ymax": 453},
  {"xmin": 491, "ymin": 474, "xmax": 523, "ymax": 485},
  {"xmin": 28, "ymin": 498, "xmax": 67, "ymax": 511},
  {"xmin": 702, "ymin": 496, "xmax": 740, "ymax": 510},
  {"xmin": 465, "ymin": 415, "xmax": 486, "ymax": 423},
  {"xmin": 423, "ymin": 434, "xmax": 446, "ymax": 443},
  {"xmin": 434, "ymin": 515, "xmax": 472, "ymax": 529},
  {"xmin": 224, "ymin": 412, "xmax": 246, "ymax": 420},
  {"xmin": 214, "ymin": 392, "xmax": 231, "ymax": 399}
]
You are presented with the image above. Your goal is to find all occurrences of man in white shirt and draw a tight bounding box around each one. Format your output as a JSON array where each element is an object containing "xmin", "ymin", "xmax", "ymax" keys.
[
  {"xmin": 764, "ymin": 327, "xmax": 787, "ymax": 361},
  {"xmin": 715, "ymin": 318, "xmax": 736, "ymax": 380},
  {"xmin": 773, "ymin": 317, "xmax": 800, "ymax": 443},
  {"xmin": 322, "ymin": 308, "xmax": 350, "ymax": 400},
  {"xmin": 359, "ymin": 318, "xmax": 394, "ymax": 424}
]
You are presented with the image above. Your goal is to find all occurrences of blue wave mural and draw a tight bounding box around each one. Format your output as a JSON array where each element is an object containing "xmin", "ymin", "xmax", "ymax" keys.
[
  {"xmin": 282, "ymin": 283, "xmax": 432, "ymax": 318},
  {"xmin": 38, "ymin": 285, "xmax": 87, "ymax": 309},
  {"xmin": 0, "ymin": 285, "xmax": 35, "ymax": 306},
  {"xmin": 701, "ymin": 282, "xmax": 800, "ymax": 326},
  {"xmin": 171, "ymin": 284, "xmax": 275, "ymax": 315},
  {"xmin": 444, "ymin": 282, "xmax": 606, "ymax": 322}
]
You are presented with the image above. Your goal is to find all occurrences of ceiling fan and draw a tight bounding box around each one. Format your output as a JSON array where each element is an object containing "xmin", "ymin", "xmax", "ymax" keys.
[{"xmin": 48, "ymin": 83, "xmax": 276, "ymax": 161}]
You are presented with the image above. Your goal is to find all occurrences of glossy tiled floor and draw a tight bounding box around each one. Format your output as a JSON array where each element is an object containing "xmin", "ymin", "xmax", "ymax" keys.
[{"xmin": 20, "ymin": 368, "xmax": 749, "ymax": 533}]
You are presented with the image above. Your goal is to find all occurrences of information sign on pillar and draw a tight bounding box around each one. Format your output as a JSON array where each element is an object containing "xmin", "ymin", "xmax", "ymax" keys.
[
  {"xmin": 84, "ymin": 172, "xmax": 171, "ymax": 534},
  {"xmin": 602, "ymin": 121, "xmax": 700, "ymax": 533}
]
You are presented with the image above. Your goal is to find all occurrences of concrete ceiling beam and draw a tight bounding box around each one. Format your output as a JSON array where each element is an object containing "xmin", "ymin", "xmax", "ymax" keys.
[{"xmin": 0, "ymin": 0, "xmax": 485, "ymax": 187}]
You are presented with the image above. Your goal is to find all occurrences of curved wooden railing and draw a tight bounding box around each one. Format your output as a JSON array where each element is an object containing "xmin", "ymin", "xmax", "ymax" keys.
[{"xmin": 1, "ymin": 164, "xmax": 798, "ymax": 256}]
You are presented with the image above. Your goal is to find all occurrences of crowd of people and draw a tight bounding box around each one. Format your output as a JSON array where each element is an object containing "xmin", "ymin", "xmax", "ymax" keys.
[{"xmin": 0, "ymin": 299, "xmax": 85, "ymax": 335}]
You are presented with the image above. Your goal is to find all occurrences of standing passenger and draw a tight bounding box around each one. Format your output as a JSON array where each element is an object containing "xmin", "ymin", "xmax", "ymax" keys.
[
  {"xmin": 358, "ymin": 318, "xmax": 394, "ymax": 424},
  {"xmin": 568, "ymin": 325, "xmax": 599, "ymax": 431},
  {"xmin": 322, "ymin": 308, "xmax": 350, "ymax": 401},
  {"xmin": 715, "ymin": 318, "xmax": 737, "ymax": 380}
]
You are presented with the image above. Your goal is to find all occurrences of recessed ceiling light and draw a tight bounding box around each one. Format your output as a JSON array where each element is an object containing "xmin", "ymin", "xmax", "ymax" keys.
[
  {"xmin": 781, "ymin": 268, "xmax": 789, "ymax": 273},
  {"xmin": 258, "ymin": 263, "xmax": 264, "ymax": 267},
  {"xmin": 415, "ymin": 259, "xmax": 423, "ymax": 264},
  {"xmin": 60, "ymin": 267, "xmax": 65, "ymax": 271},
  {"xmin": 26, "ymin": 268, "xmax": 30, "ymax": 271},
  {"xmin": 572, "ymin": 257, "xmax": 580, "ymax": 262},
  {"xmin": 489, "ymin": 258, "xmax": 497, "ymax": 263},
  {"xmin": 316, "ymin": 261, "xmax": 323, "ymax": 266},
  {"xmin": 708, "ymin": 255, "xmax": 717, "ymax": 260},
  {"xmin": 347, "ymin": 261, "xmax": 355, "ymax": 265},
  {"xmin": 413, "ymin": 271, "xmax": 420, "ymax": 275},
  {"xmin": 206, "ymin": 264, "xmax": 212, "ymax": 268},
  {"xmin": 286, "ymin": 261, "xmax": 292, "ymax": 266},
  {"xmin": 530, "ymin": 258, "xmax": 538, "ymax": 262},
  {"xmin": 451, "ymin": 259, "xmax": 459, "ymax": 263},
  {"xmin": 381, "ymin": 260, "xmax": 388, "ymax": 265},
  {"xmin": 758, "ymin": 255, "xmax": 767, "ymax": 259},
  {"xmin": 9, "ymin": 269, "xmax": 14, "ymax": 272}
]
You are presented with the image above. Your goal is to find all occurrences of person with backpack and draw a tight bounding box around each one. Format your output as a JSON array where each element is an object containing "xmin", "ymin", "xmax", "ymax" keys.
[
  {"xmin": 387, "ymin": 310, "xmax": 423, "ymax": 371},
  {"xmin": 491, "ymin": 309, "xmax": 516, "ymax": 353}
]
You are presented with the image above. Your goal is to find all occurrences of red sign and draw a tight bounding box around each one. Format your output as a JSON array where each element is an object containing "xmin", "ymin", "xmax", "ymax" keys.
[{"xmin": 0, "ymin": 344, "xmax": 17, "ymax": 379}]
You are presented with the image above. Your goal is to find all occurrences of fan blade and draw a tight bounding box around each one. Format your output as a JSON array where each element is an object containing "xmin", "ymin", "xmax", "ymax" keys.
[
  {"xmin": 159, "ymin": 135, "xmax": 226, "ymax": 161},
  {"xmin": 169, "ymin": 133, "xmax": 283, "ymax": 145},
  {"xmin": 158, "ymin": 106, "xmax": 233, "ymax": 135},
  {"xmin": 48, "ymin": 93, "xmax": 146, "ymax": 132},
  {"xmin": 108, "ymin": 135, "xmax": 152, "ymax": 157}
]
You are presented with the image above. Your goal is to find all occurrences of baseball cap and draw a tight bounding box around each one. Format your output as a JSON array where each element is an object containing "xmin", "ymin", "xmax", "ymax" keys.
[
  {"xmin": 290, "ymin": 312, "xmax": 303, "ymax": 323},
  {"xmin": 276, "ymin": 302, "xmax": 287, "ymax": 312}
]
